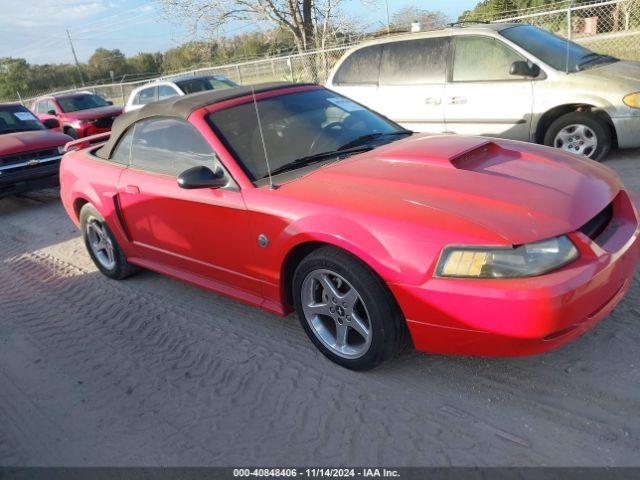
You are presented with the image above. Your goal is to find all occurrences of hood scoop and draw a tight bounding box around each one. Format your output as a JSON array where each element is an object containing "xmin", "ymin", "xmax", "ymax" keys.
[{"xmin": 377, "ymin": 135, "xmax": 498, "ymax": 169}]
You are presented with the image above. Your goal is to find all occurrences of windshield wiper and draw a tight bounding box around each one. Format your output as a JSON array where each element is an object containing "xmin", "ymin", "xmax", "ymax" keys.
[
  {"xmin": 266, "ymin": 146, "xmax": 374, "ymax": 178},
  {"xmin": 578, "ymin": 53, "xmax": 617, "ymax": 70},
  {"xmin": 337, "ymin": 130, "xmax": 412, "ymax": 151}
]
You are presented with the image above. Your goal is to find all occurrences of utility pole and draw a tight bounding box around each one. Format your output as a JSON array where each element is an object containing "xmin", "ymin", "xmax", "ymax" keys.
[
  {"xmin": 384, "ymin": 0, "xmax": 391, "ymax": 34},
  {"xmin": 66, "ymin": 29, "xmax": 85, "ymax": 87}
]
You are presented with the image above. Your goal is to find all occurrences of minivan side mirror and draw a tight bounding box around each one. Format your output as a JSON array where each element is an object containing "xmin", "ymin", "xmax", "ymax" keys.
[
  {"xmin": 177, "ymin": 165, "xmax": 227, "ymax": 189},
  {"xmin": 42, "ymin": 118, "xmax": 60, "ymax": 129},
  {"xmin": 510, "ymin": 60, "xmax": 540, "ymax": 78}
]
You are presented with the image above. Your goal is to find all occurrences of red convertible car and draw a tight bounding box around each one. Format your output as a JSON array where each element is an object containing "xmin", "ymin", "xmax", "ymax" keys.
[{"xmin": 60, "ymin": 83, "xmax": 640, "ymax": 370}]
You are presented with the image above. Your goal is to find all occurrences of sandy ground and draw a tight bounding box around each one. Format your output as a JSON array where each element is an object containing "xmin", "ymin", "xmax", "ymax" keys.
[{"xmin": 0, "ymin": 149, "xmax": 639, "ymax": 467}]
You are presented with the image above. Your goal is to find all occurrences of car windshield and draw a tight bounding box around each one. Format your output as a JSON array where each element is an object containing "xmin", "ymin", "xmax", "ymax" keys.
[
  {"xmin": 207, "ymin": 89, "xmax": 409, "ymax": 182},
  {"xmin": 57, "ymin": 94, "xmax": 110, "ymax": 113},
  {"xmin": 176, "ymin": 76, "xmax": 237, "ymax": 94},
  {"xmin": 0, "ymin": 104, "xmax": 45, "ymax": 135},
  {"xmin": 501, "ymin": 24, "xmax": 617, "ymax": 72}
]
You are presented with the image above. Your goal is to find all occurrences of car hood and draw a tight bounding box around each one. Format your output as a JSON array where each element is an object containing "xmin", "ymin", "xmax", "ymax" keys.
[
  {"xmin": 577, "ymin": 60, "xmax": 640, "ymax": 83},
  {"xmin": 281, "ymin": 135, "xmax": 621, "ymax": 245},
  {"xmin": 64, "ymin": 105, "xmax": 123, "ymax": 120},
  {"xmin": 0, "ymin": 130, "xmax": 73, "ymax": 156}
]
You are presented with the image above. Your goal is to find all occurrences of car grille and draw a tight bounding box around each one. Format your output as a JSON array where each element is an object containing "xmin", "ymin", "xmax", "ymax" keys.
[
  {"xmin": 0, "ymin": 147, "xmax": 61, "ymax": 174},
  {"xmin": 94, "ymin": 116, "xmax": 115, "ymax": 129},
  {"xmin": 579, "ymin": 202, "xmax": 613, "ymax": 240}
]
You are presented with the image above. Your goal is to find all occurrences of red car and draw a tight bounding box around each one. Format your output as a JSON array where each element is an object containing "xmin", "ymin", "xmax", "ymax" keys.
[
  {"xmin": 59, "ymin": 83, "xmax": 640, "ymax": 370},
  {"xmin": 1, "ymin": 103, "xmax": 72, "ymax": 198},
  {"xmin": 32, "ymin": 92, "xmax": 123, "ymax": 139}
]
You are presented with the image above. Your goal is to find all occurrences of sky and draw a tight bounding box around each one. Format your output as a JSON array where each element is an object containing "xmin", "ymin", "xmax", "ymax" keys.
[{"xmin": 0, "ymin": 0, "xmax": 478, "ymax": 65}]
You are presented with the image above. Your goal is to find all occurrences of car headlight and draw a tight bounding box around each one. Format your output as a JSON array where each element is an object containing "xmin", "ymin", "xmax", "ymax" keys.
[
  {"xmin": 623, "ymin": 92, "xmax": 640, "ymax": 109},
  {"xmin": 436, "ymin": 235, "xmax": 579, "ymax": 279}
]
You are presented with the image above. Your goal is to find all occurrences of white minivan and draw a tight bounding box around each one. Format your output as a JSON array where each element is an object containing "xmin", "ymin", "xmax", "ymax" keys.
[{"xmin": 327, "ymin": 23, "xmax": 640, "ymax": 160}]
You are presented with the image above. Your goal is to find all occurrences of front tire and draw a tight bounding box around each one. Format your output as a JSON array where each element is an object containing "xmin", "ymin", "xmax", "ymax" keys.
[
  {"xmin": 65, "ymin": 127, "xmax": 80, "ymax": 139},
  {"xmin": 293, "ymin": 246, "xmax": 405, "ymax": 371},
  {"xmin": 544, "ymin": 111, "xmax": 611, "ymax": 161},
  {"xmin": 79, "ymin": 203, "xmax": 138, "ymax": 280}
]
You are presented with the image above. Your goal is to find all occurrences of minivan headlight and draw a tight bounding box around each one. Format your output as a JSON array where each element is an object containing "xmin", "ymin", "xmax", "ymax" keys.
[
  {"xmin": 623, "ymin": 92, "xmax": 640, "ymax": 109},
  {"xmin": 436, "ymin": 236, "xmax": 579, "ymax": 279}
]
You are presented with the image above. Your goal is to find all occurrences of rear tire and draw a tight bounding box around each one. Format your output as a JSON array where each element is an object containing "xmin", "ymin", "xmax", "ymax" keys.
[
  {"xmin": 544, "ymin": 111, "xmax": 611, "ymax": 161},
  {"xmin": 79, "ymin": 203, "xmax": 138, "ymax": 280},
  {"xmin": 292, "ymin": 246, "xmax": 405, "ymax": 371}
]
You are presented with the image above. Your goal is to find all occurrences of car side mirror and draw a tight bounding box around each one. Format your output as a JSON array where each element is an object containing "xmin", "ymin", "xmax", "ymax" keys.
[
  {"xmin": 107, "ymin": 100, "xmax": 113, "ymax": 105},
  {"xmin": 47, "ymin": 109, "xmax": 57, "ymax": 115},
  {"xmin": 43, "ymin": 118, "xmax": 60, "ymax": 129},
  {"xmin": 177, "ymin": 165, "xmax": 227, "ymax": 189},
  {"xmin": 510, "ymin": 60, "xmax": 540, "ymax": 78}
]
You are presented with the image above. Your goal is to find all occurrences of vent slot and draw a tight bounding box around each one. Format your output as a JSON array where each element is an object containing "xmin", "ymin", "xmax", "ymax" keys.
[{"xmin": 579, "ymin": 203, "xmax": 613, "ymax": 240}]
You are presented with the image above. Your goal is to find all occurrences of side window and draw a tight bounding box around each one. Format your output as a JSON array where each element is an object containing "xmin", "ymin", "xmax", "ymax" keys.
[
  {"xmin": 135, "ymin": 87, "xmax": 157, "ymax": 105},
  {"xmin": 109, "ymin": 128, "xmax": 134, "ymax": 165},
  {"xmin": 130, "ymin": 117, "xmax": 214, "ymax": 175},
  {"xmin": 332, "ymin": 45, "xmax": 382, "ymax": 85},
  {"xmin": 33, "ymin": 101, "xmax": 43, "ymax": 113},
  {"xmin": 46, "ymin": 100, "xmax": 58, "ymax": 114},
  {"xmin": 453, "ymin": 36, "xmax": 525, "ymax": 82},
  {"xmin": 379, "ymin": 37, "xmax": 449, "ymax": 85},
  {"xmin": 158, "ymin": 85, "xmax": 178, "ymax": 100}
]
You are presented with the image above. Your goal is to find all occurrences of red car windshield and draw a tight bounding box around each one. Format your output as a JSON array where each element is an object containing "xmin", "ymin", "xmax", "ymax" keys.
[
  {"xmin": 0, "ymin": 104, "xmax": 45, "ymax": 135},
  {"xmin": 57, "ymin": 94, "xmax": 110, "ymax": 113},
  {"xmin": 207, "ymin": 89, "xmax": 408, "ymax": 181}
]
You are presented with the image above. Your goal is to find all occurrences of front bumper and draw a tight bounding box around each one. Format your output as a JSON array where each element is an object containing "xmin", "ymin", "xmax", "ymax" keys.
[
  {"xmin": 389, "ymin": 190, "xmax": 640, "ymax": 356},
  {"xmin": 612, "ymin": 116, "xmax": 640, "ymax": 149},
  {"xmin": 0, "ymin": 159, "xmax": 61, "ymax": 198},
  {"xmin": 75, "ymin": 124, "xmax": 112, "ymax": 138}
]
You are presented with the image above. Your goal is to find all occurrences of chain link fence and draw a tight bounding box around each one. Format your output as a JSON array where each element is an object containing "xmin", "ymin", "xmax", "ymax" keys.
[
  {"xmin": 4, "ymin": 46, "xmax": 351, "ymax": 106},
  {"xmin": 466, "ymin": 0, "xmax": 640, "ymax": 61},
  {"xmin": 6, "ymin": 0, "xmax": 639, "ymax": 105}
]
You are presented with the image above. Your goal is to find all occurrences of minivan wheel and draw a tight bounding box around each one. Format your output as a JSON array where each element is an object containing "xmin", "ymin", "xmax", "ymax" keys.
[
  {"xmin": 544, "ymin": 111, "xmax": 611, "ymax": 161},
  {"xmin": 292, "ymin": 246, "xmax": 405, "ymax": 371},
  {"xmin": 79, "ymin": 203, "xmax": 139, "ymax": 280}
]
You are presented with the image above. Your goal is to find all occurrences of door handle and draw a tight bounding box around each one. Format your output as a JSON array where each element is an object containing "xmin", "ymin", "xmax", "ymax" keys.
[
  {"xmin": 448, "ymin": 96, "xmax": 467, "ymax": 105},
  {"xmin": 124, "ymin": 185, "xmax": 140, "ymax": 194},
  {"xmin": 425, "ymin": 97, "xmax": 442, "ymax": 105}
]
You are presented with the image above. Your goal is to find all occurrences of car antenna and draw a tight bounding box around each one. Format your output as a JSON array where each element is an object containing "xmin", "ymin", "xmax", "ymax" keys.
[{"xmin": 251, "ymin": 86, "xmax": 275, "ymax": 189}]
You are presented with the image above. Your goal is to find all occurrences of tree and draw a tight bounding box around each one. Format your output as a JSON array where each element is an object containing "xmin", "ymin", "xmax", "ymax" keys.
[
  {"xmin": 88, "ymin": 48, "xmax": 128, "ymax": 82},
  {"xmin": 127, "ymin": 53, "xmax": 162, "ymax": 77},
  {"xmin": 159, "ymin": 0, "xmax": 348, "ymax": 54},
  {"xmin": 0, "ymin": 58, "xmax": 30, "ymax": 99},
  {"xmin": 391, "ymin": 6, "xmax": 449, "ymax": 32}
]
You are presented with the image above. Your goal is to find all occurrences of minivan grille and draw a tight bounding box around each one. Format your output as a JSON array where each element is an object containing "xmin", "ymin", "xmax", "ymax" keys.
[{"xmin": 579, "ymin": 203, "xmax": 613, "ymax": 240}]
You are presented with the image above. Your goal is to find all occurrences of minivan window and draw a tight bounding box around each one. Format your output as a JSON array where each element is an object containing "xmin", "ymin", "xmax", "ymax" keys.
[
  {"xmin": 379, "ymin": 37, "xmax": 449, "ymax": 85},
  {"xmin": 500, "ymin": 24, "xmax": 616, "ymax": 72},
  {"xmin": 453, "ymin": 36, "xmax": 525, "ymax": 82},
  {"xmin": 130, "ymin": 118, "xmax": 214, "ymax": 175},
  {"xmin": 333, "ymin": 45, "xmax": 382, "ymax": 85}
]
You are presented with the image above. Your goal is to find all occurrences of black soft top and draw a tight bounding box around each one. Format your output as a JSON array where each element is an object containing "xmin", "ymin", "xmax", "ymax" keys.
[{"xmin": 97, "ymin": 82, "xmax": 312, "ymax": 159}]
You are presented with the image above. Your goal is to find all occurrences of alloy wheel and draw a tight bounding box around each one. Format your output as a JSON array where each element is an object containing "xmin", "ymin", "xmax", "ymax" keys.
[
  {"xmin": 553, "ymin": 123, "xmax": 598, "ymax": 157},
  {"xmin": 86, "ymin": 218, "xmax": 116, "ymax": 270},
  {"xmin": 300, "ymin": 269, "xmax": 372, "ymax": 359}
]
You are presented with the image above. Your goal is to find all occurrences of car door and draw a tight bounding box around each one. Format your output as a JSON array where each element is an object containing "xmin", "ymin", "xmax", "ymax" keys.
[
  {"xmin": 376, "ymin": 37, "xmax": 448, "ymax": 133},
  {"xmin": 328, "ymin": 45, "xmax": 384, "ymax": 112},
  {"xmin": 117, "ymin": 117, "xmax": 262, "ymax": 296},
  {"xmin": 444, "ymin": 35, "xmax": 534, "ymax": 141}
]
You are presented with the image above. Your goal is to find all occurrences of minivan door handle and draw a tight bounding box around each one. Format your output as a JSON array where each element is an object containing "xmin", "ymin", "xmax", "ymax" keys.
[
  {"xmin": 124, "ymin": 185, "xmax": 140, "ymax": 195},
  {"xmin": 448, "ymin": 96, "xmax": 467, "ymax": 105},
  {"xmin": 425, "ymin": 97, "xmax": 442, "ymax": 105}
]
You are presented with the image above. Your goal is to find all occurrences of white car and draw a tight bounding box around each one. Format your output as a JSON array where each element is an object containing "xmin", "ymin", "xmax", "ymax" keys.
[
  {"xmin": 125, "ymin": 74, "xmax": 238, "ymax": 112},
  {"xmin": 326, "ymin": 23, "xmax": 640, "ymax": 161}
]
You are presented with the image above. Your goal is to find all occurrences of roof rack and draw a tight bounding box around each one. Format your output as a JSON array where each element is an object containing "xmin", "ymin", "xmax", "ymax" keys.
[{"xmin": 448, "ymin": 20, "xmax": 491, "ymax": 27}]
